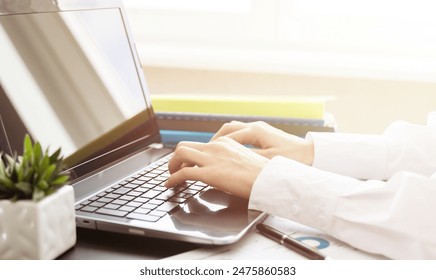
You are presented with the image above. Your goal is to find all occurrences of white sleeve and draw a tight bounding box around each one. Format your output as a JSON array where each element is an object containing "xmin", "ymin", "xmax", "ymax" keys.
[
  {"xmin": 307, "ymin": 120, "xmax": 436, "ymax": 180},
  {"xmin": 249, "ymin": 156, "xmax": 436, "ymax": 259}
]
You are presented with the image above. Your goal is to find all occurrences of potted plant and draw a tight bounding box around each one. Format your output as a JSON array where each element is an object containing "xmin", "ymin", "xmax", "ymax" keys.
[{"xmin": 0, "ymin": 135, "xmax": 76, "ymax": 259}]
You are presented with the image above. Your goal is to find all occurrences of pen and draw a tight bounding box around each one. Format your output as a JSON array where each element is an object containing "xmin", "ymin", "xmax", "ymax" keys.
[{"xmin": 256, "ymin": 223, "xmax": 330, "ymax": 260}]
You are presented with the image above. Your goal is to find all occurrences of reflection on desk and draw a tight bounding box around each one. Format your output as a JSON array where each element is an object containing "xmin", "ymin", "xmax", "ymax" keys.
[{"xmin": 59, "ymin": 228, "xmax": 200, "ymax": 260}]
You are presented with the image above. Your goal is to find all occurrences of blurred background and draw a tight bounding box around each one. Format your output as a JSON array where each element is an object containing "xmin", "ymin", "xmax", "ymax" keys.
[{"xmin": 123, "ymin": 0, "xmax": 436, "ymax": 134}]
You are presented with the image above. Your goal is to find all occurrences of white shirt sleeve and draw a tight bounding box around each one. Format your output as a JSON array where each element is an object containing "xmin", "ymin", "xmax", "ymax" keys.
[
  {"xmin": 249, "ymin": 113, "xmax": 436, "ymax": 259},
  {"xmin": 307, "ymin": 120, "xmax": 436, "ymax": 180}
]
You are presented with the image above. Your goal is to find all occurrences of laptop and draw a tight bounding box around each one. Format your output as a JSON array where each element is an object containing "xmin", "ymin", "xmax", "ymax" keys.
[{"xmin": 0, "ymin": 0, "xmax": 265, "ymax": 245}]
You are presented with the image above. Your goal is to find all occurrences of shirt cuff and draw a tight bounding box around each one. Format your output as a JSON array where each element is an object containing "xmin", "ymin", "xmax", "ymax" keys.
[
  {"xmin": 307, "ymin": 132, "xmax": 388, "ymax": 180},
  {"xmin": 249, "ymin": 156, "xmax": 362, "ymax": 234}
]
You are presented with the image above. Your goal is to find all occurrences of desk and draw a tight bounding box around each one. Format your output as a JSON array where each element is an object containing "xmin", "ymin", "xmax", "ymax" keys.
[
  {"xmin": 165, "ymin": 215, "xmax": 384, "ymax": 260},
  {"xmin": 59, "ymin": 216, "xmax": 383, "ymax": 260},
  {"xmin": 59, "ymin": 228, "xmax": 199, "ymax": 260}
]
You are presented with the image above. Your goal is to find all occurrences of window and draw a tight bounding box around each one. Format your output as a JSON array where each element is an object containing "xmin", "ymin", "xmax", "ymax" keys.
[{"xmin": 124, "ymin": 0, "xmax": 436, "ymax": 82}]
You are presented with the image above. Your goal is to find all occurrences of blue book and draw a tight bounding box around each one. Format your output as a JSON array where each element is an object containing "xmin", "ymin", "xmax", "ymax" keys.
[{"xmin": 160, "ymin": 130, "xmax": 214, "ymax": 146}]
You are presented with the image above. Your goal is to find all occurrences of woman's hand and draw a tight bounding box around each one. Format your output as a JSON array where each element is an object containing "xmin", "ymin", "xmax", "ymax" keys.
[
  {"xmin": 165, "ymin": 137, "xmax": 269, "ymax": 199},
  {"xmin": 212, "ymin": 121, "xmax": 314, "ymax": 165}
]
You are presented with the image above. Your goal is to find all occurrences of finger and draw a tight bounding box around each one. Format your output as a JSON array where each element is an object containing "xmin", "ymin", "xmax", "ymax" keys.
[
  {"xmin": 174, "ymin": 141, "xmax": 207, "ymax": 152},
  {"xmin": 210, "ymin": 121, "xmax": 248, "ymax": 141},
  {"xmin": 168, "ymin": 146, "xmax": 208, "ymax": 174},
  {"xmin": 215, "ymin": 136, "xmax": 271, "ymax": 159},
  {"xmin": 165, "ymin": 166, "xmax": 203, "ymax": 188},
  {"xmin": 221, "ymin": 128, "xmax": 263, "ymax": 147}
]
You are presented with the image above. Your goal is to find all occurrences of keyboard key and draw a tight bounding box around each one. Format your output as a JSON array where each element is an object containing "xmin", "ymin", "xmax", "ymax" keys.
[
  {"xmin": 147, "ymin": 179, "xmax": 161, "ymax": 185},
  {"xmin": 139, "ymin": 203, "xmax": 158, "ymax": 210},
  {"xmin": 152, "ymin": 176, "xmax": 167, "ymax": 182},
  {"xmin": 142, "ymin": 183, "xmax": 157, "ymax": 189},
  {"xmin": 189, "ymin": 184, "xmax": 207, "ymax": 191},
  {"xmin": 134, "ymin": 187, "xmax": 148, "ymax": 193},
  {"xmin": 126, "ymin": 201, "xmax": 142, "ymax": 208},
  {"xmin": 119, "ymin": 195, "xmax": 135, "ymax": 201},
  {"xmin": 148, "ymin": 210, "xmax": 167, "ymax": 218},
  {"xmin": 105, "ymin": 193, "xmax": 121, "ymax": 199},
  {"xmin": 112, "ymin": 199, "xmax": 128, "ymax": 205},
  {"xmin": 103, "ymin": 203, "xmax": 120, "ymax": 210},
  {"xmin": 139, "ymin": 174, "xmax": 156, "ymax": 180},
  {"xmin": 183, "ymin": 188, "xmax": 200, "ymax": 195},
  {"xmin": 153, "ymin": 185, "xmax": 167, "ymax": 192},
  {"xmin": 133, "ymin": 197, "xmax": 149, "ymax": 203},
  {"xmin": 147, "ymin": 199, "xmax": 164, "ymax": 206},
  {"xmin": 89, "ymin": 201, "xmax": 105, "ymax": 208},
  {"xmin": 96, "ymin": 192, "xmax": 105, "ymax": 198},
  {"xmin": 126, "ymin": 212, "xmax": 160, "ymax": 222},
  {"xmin": 112, "ymin": 187, "xmax": 130, "ymax": 195},
  {"xmin": 155, "ymin": 189, "xmax": 178, "ymax": 201},
  {"xmin": 127, "ymin": 191, "xmax": 142, "ymax": 197},
  {"xmin": 130, "ymin": 180, "xmax": 145, "ymax": 185},
  {"xmin": 169, "ymin": 197, "xmax": 187, "ymax": 204},
  {"xmin": 133, "ymin": 208, "xmax": 150, "ymax": 214},
  {"xmin": 154, "ymin": 202, "xmax": 179, "ymax": 213},
  {"xmin": 80, "ymin": 206, "xmax": 98, "ymax": 212},
  {"xmin": 96, "ymin": 208, "xmax": 128, "ymax": 217},
  {"xmin": 141, "ymin": 190, "xmax": 161, "ymax": 199},
  {"xmin": 123, "ymin": 183, "xmax": 139, "ymax": 189},
  {"xmin": 177, "ymin": 192, "xmax": 195, "ymax": 199},
  {"xmin": 97, "ymin": 197, "xmax": 113, "ymax": 204},
  {"xmin": 195, "ymin": 181, "xmax": 208, "ymax": 187},
  {"xmin": 119, "ymin": 205, "xmax": 136, "ymax": 212},
  {"xmin": 79, "ymin": 200, "xmax": 92, "ymax": 206}
]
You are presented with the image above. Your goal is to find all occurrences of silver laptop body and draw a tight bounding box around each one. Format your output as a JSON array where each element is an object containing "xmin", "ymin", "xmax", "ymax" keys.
[{"xmin": 0, "ymin": 0, "xmax": 264, "ymax": 245}]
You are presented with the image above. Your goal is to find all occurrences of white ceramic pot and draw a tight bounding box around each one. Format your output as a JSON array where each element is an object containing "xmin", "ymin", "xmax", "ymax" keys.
[{"xmin": 0, "ymin": 185, "xmax": 76, "ymax": 259}]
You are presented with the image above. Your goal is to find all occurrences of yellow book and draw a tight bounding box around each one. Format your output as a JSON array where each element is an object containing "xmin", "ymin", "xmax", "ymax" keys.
[{"xmin": 151, "ymin": 95, "xmax": 325, "ymax": 120}]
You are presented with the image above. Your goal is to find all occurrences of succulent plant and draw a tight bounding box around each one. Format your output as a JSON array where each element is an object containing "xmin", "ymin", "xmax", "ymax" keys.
[{"xmin": 0, "ymin": 135, "xmax": 69, "ymax": 201}]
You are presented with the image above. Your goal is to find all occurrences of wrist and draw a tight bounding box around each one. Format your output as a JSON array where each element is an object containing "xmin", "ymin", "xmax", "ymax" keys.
[{"xmin": 302, "ymin": 141, "xmax": 314, "ymax": 166}]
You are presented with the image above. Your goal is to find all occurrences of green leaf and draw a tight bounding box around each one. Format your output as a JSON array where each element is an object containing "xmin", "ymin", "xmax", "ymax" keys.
[
  {"xmin": 5, "ymin": 154, "xmax": 15, "ymax": 167},
  {"xmin": 38, "ymin": 155, "xmax": 50, "ymax": 178},
  {"xmin": 22, "ymin": 165, "xmax": 32, "ymax": 182},
  {"xmin": 51, "ymin": 174, "xmax": 69, "ymax": 186},
  {"xmin": 42, "ymin": 164, "xmax": 56, "ymax": 181},
  {"xmin": 49, "ymin": 148, "xmax": 62, "ymax": 164},
  {"xmin": 34, "ymin": 142, "xmax": 42, "ymax": 165},
  {"xmin": 24, "ymin": 134, "xmax": 33, "ymax": 162},
  {"xmin": 37, "ymin": 180, "xmax": 49, "ymax": 190},
  {"xmin": 15, "ymin": 182, "xmax": 32, "ymax": 195},
  {"xmin": 32, "ymin": 188, "xmax": 45, "ymax": 202},
  {"xmin": 17, "ymin": 163, "xmax": 24, "ymax": 182},
  {"xmin": 0, "ymin": 175, "xmax": 14, "ymax": 188},
  {"xmin": 0, "ymin": 156, "xmax": 5, "ymax": 177}
]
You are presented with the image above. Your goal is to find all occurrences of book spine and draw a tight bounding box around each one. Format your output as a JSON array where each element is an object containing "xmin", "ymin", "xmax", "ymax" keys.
[{"xmin": 156, "ymin": 112, "xmax": 334, "ymax": 138}]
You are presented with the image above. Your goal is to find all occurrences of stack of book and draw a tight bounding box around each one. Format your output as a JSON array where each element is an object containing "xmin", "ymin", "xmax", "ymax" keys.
[{"xmin": 151, "ymin": 95, "xmax": 335, "ymax": 146}]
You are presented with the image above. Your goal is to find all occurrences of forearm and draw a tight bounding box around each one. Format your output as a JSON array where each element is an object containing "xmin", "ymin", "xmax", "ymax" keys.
[
  {"xmin": 249, "ymin": 156, "xmax": 436, "ymax": 259},
  {"xmin": 307, "ymin": 121, "xmax": 436, "ymax": 180}
]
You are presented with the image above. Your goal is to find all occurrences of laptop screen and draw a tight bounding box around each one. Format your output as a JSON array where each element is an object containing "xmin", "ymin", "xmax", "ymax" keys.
[{"xmin": 0, "ymin": 6, "xmax": 160, "ymax": 181}]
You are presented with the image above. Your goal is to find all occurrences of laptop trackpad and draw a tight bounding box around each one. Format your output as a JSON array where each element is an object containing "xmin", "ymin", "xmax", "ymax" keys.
[{"xmin": 170, "ymin": 188, "xmax": 257, "ymax": 236}]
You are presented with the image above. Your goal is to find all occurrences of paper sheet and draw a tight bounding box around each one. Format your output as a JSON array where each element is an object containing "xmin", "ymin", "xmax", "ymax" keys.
[{"xmin": 165, "ymin": 215, "xmax": 385, "ymax": 260}]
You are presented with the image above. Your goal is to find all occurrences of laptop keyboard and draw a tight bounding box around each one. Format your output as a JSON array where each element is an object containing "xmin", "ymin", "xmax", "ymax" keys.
[{"xmin": 75, "ymin": 154, "xmax": 209, "ymax": 222}]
